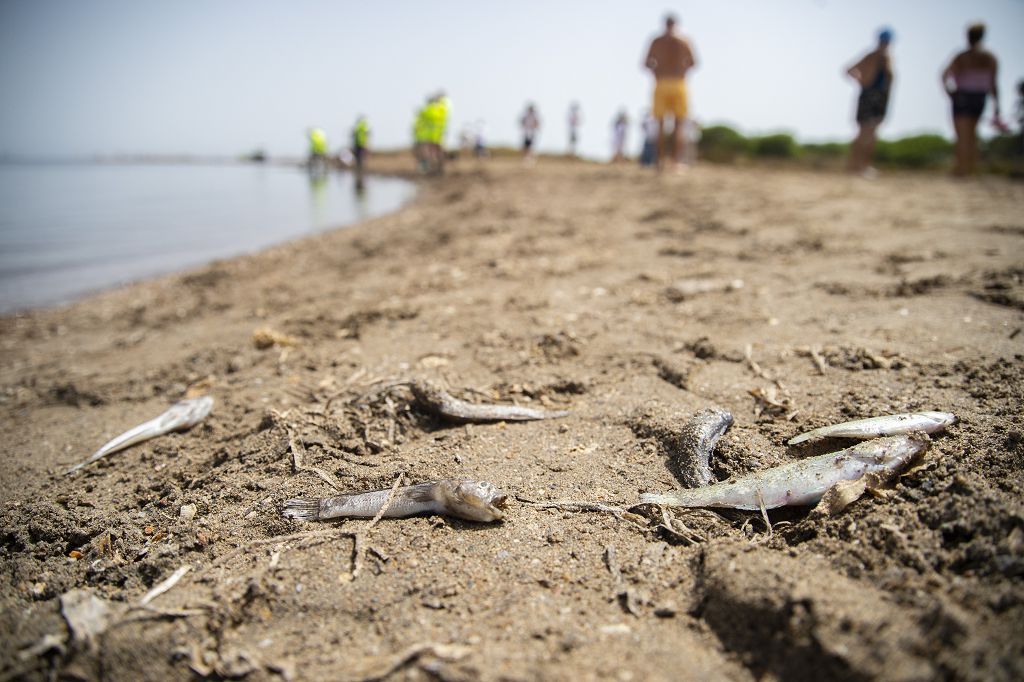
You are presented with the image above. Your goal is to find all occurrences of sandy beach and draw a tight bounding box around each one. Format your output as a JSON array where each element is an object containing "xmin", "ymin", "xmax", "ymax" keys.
[{"xmin": 1, "ymin": 157, "xmax": 1022, "ymax": 680}]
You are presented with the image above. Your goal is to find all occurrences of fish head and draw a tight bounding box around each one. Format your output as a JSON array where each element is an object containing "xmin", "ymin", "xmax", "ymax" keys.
[
  {"xmin": 921, "ymin": 411, "xmax": 958, "ymax": 428},
  {"xmin": 440, "ymin": 480, "xmax": 509, "ymax": 522}
]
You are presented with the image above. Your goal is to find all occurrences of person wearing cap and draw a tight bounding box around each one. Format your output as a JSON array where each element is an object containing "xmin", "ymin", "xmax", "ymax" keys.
[
  {"xmin": 845, "ymin": 28, "xmax": 894, "ymax": 177},
  {"xmin": 942, "ymin": 23, "xmax": 1001, "ymax": 175},
  {"xmin": 643, "ymin": 13, "xmax": 697, "ymax": 171}
]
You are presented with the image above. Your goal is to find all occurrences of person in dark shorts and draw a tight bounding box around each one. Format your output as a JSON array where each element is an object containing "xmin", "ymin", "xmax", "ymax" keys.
[
  {"xmin": 942, "ymin": 23, "xmax": 1001, "ymax": 175},
  {"xmin": 846, "ymin": 28, "xmax": 893, "ymax": 177},
  {"xmin": 520, "ymin": 103, "xmax": 540, "ymax": 163}
]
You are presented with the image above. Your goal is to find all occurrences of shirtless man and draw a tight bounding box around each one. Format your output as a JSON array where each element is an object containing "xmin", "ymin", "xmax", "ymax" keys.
[
  {"xmin": 643, "ymin": 14, "xmax": 696, "ymax": 170},
  {"xmin": 942, "ymin": 23, "xmax": 1001, "ymax": 175},
  {"xmin": 846, "ymin": 28, "xmax": 894, "ymax": 177}
]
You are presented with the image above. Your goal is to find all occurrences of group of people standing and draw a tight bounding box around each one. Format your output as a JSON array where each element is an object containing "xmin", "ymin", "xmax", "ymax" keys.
[
  {"xmin": 511, "ymin": 15, "xmax": 698, "ymax": 170},
  {"xmin": 847, "ymin": 21, "xmax": 1004, "ymax": 177},
  {"xmin": 307, "ymin": 16, "xmax": 1010, "ymax": 180},
  {"xmin": 306, "ymin": 117, "xmax": 371, "ymax": 182}
]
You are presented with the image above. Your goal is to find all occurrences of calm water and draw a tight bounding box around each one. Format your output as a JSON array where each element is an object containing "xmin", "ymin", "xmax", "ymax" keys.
[{"xmin": 0, "ymin": 163, "xmax": 416, "ymax": 313}]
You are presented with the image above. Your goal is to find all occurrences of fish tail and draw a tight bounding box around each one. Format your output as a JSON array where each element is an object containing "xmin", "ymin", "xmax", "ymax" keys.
[
  {"xmin": 786, "ymin": 431, "xmax": 814, "ymax": 445},
  {"xmin": 281, "ymin": 498, "xmax": 321, "ymax": 521}
]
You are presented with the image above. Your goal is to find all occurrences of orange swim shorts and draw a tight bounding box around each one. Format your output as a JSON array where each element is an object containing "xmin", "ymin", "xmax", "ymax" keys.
[{"xmin": 653, "ymin": 78, "xmax": 688, "ymax": 119}]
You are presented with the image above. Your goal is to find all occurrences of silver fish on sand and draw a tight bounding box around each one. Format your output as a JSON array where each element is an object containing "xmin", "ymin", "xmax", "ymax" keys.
[
  {"xmin": 410, "ymin": 380, "xmax": 569, "ymax": 422},
  {"xmin": 787, "ymin": 411, "xmax": 956, "ymax": 445},
  {"xmin": 64, "ymin": 396, "xmax": 214, "ymax": 475},
  {"xmin": 282, "ymin": 478, "xmax": 508, "ymax": 523},
  {"xmin": 639, "ymin": 433, "xmax": 929, "ymax": 511}
]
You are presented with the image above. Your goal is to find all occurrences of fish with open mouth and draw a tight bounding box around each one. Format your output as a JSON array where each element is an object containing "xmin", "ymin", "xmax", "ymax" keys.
[
  {"xmin": 282, "ymin": 479, "xmax": 509, "ymax": 522},
  {"xmin": 671, "ymin": 407, "xmax": 733, "ymax": 488},
  {"xmin": 638, "ymin": 433, "xmax": 929, "ymax": 511},
  {"xmin": 65, "ymin": 396, "xmax": 214, "ymax": 475}
]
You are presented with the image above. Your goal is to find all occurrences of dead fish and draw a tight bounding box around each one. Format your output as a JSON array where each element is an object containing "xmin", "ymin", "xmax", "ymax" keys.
[
  {"xmin": 639, "ymin": 433, "xmax": 929, "ymax": 511},
  {"xmin": 665, "ymin": 278, "xmax": 744, "ymax": 302},
  {"xmin": 410, "ymin": 380, "xmax": 569, "ymax": 422},
  {"xmin": 672, "ymin": 408, "xmax": 733, "ymax": 488},
  {"xmin": 787, "ymin": 411, "xmax": 956, "ymax": 445},
  {"xmin": 64, "ymin": 396, "xmax": 214, "ymax": 475},
  {"xmin": 282, "ymin": 479, "xmax": 508, "ymax": 523}
]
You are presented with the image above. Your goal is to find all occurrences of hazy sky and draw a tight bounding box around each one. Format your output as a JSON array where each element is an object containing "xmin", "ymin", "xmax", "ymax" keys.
[{"xmin": 1, "ymin": 0, "xmax": 1021, "ymax": 160}]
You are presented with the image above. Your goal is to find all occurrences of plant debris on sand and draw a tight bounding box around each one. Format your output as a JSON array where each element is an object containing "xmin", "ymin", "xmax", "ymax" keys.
[{"xmin": 1, "ymin": 157, "xmax": 1023, "ymax": 680}]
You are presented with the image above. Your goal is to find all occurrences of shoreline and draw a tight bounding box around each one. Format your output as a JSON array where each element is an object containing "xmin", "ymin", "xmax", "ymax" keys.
[
  {"xmin": 2, "ymin": 159, "xmax": 1022, "ymax": 680},
  {"xmin": 0, "ymin": 157, "xmax": 420, "ymax": 317}
]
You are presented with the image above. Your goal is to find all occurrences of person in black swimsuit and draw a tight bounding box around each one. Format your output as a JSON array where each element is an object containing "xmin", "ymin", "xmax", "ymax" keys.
[
  {"xmin": 846, "ymin": 28, "xmax": 893, "ymax": 177},
  {"xmin": 942, "ymin": 23, "xmax": 1001, "ymax": 175}
]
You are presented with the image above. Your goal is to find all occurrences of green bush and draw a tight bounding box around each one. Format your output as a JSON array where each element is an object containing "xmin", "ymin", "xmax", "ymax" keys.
[
  {"xmin": 689, "ymin": 124, "xmax": 985, "ymax": 172},
  {"xmin": 698, "ymin": 125, "xmax": 749, "ymax": 162},
  {"xmin": 982, "ymin": 133, "xmax": 1023, "ymax": 161},
  {"xmin": 751, "ymin": 133, "xmax": 799, "ymax": 159},
  {"xmin": 873, "ymin": 134, "xmax": 952, "ymax": 169}
]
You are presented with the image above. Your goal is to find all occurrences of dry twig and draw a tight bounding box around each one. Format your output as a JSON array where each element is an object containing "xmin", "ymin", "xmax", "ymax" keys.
[
  {"xmin": 351, "ymin": 472, "xmax": 406, "ymax": 580},
  {"xmin": 139, "ymin": 565, "xmax": 191, "ymax": 606},
  {"xmin": 273, "ymin": 409, "xmax": 344, "ymax": 490},
  {"xmin": 344, "ymin": 642, "xmax": 470, "ymax": 682},
  {"xmin": 516, "ymin": 496, "xmax": 646, "ymax": 525}
]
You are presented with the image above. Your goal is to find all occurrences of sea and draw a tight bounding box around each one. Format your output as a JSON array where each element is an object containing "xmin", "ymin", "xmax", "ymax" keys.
[{"xmin": 0, "ymin": 162, "xmax": 416, "ymax": 314}]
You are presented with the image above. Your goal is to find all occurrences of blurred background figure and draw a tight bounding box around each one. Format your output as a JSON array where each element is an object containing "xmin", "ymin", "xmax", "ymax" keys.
[
  {"xmin": 846, "ymin": 28, "xmax": 894, "ymax": 178},
  {"xmin": 1016, "ymin": 80, "xmax": 1024, "ymax": 154},
  {"xmin": 639, "ymin": 110, "xmax": 658, "ymax": 167},
  {"xmin": 459, "ymin": 125, "xmax": 474, "ymax": 157},
  {"xmin": 682, "ymin": 118, "xmax": 701, "ymax": 166},
  {"xmin": 351, "ymin": 115, "xmax": 370, "ymax": 188},
  {"xmin": 568, "ymin": 102, "xmax": 582, "ymax": 157},
  {"xmin": 424, "ymin": 91, "xmax": 451, "ymax": 175},
  {"xmin": 474, "ymin": 120, "xmax": 488, "ymax": 158},
  {"xmin": 413, "ymin": 98, "xmax": 431, "ymax": 173},
  {"xmin": 412, "ymin": 93, "xmax": 449, "ymax": 175},
  {"xmin": 611, "ymin": 109, "xmax": 629, "ymax": 163},
  {"xmin": 942, "ymin": 23, "xmax": 1001, "ymax": 175},
  {"xmin": 520, "ymin": 102, "xmax": 540, "ymax": 163},
  {"xmin": 643, "ymin": 13, "xmax": 696, "ymax": 171},
  {"xmin": 307, "ymin": 127, "xmax": 329, "ymax": 174}
]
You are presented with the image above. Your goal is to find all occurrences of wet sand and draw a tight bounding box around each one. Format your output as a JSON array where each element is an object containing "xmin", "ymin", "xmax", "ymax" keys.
[{"xmin": 1, "ymin": 157, "xmax": 1022, "ymax": 680}]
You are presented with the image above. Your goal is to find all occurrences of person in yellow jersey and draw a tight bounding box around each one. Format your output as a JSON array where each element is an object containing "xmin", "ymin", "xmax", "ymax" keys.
[
  {"xmin": 643, "ymin": 14, "xmax": 697, "ymax": 172},
  {"xmin": 413, "ymin": 98, "xmax": 433, "ymax": 173},
  {"xmin": 350, "ymin": 115, "xmax": 370, "ymax": 189},
  {"xmin": 425, "ymin": 91, "xmax": 450, "ymax": 174},
  {"xmin": 351, "ymin": 116, "xmax": 370, "ymax": 171},
  {"xmin": 307, "ymin": 127, "xmax": 329, "ymax": 173}
]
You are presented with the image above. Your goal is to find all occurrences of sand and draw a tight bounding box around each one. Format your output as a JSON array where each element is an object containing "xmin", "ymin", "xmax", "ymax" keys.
[{"xmin": 1, "ymin": 157, "xmax": 1022, "ymax": 681}]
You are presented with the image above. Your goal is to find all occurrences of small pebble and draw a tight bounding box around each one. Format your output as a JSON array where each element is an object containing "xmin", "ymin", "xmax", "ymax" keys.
[{"xmin": 180, "ymin": 504, "xmax": 197, "ymax": 521}]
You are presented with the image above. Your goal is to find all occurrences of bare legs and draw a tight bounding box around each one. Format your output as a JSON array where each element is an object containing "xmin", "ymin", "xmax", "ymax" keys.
[
  {"xmin": 848, "ymin": 121, "xmax": 879, "ymax": 174},
  {"xmin": 952, "ymin": 115, "xmax": 979, "ymax": 175},
  {"xmin": 655, "ymin": 117, "xmax": 685, "ymax": 171}
]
